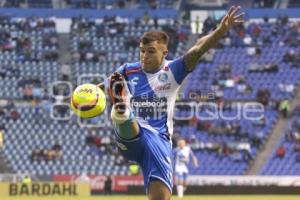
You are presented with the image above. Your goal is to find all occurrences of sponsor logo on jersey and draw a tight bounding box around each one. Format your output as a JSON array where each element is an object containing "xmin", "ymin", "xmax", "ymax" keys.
[
  {"xmin": 131, "ymin": 97, "xmax": 167, "ymax": 108},
  {"xmin": 130, "ymin": 77, "xmax": 139, "ymax": 87},
  {"xmin": 154, "ymin": 83, "xmax": 171, "ymax": 91},
  {"xmin": 130, "ymin": 96, "xmax": 168, "ymax": 120}
]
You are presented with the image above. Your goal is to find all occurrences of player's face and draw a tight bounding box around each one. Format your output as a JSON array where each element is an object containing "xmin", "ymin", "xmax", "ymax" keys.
[
  {"xmin": 178, "ymin": 140, "xmax": 186, "ymax": 149},
  {"xmin": 139, "ymin": 41, "xmax": 168, "ymax": 73}
]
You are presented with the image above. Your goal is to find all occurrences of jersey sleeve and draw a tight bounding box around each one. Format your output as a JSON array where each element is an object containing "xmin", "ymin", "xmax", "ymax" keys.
[
  {"xmin": 168, "ymin": 56, "xmax": 190, "ymax": 85},
  {"xmin": 115, "ymin": 64, "xmax": 127, "ymax": 76}
]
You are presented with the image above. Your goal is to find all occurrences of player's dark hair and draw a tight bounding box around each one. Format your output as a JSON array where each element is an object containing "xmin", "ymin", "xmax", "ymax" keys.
[{"xmin": 140, "ymin": 30, "xmax": 169, "ymax": 45}]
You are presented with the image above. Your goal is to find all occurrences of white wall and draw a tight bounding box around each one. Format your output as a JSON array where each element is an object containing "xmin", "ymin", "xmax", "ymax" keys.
[{"xmin": 55, "ymin": 18, "xmax": 72, "ymax": 33}]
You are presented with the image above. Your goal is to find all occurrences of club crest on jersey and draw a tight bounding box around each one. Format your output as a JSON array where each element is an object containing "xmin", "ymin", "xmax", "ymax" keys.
[{"xmin": 158, "ymin": 73, "xmax": 168, "ymax": 83}]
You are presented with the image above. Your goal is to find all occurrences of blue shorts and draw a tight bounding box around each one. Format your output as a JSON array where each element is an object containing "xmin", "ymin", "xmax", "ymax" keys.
[{"xmin": 114, "ymin": 126, "xmax": 173, "ymax": 193}]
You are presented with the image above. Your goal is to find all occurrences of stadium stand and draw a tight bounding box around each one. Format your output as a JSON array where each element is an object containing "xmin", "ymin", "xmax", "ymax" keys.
[
  {"xmin": 173, "ymin": 15, "xmax": 300, "ymax": 175},
  {"xmin": 0, "ymin": 16, "xmax": 59, "ymax": 99},
  {"xmin": 288, "ymin": 0, "xmax": 300, "ymax": 8},
  {"xmin": 28, "ymin": 0, "xmax": 53, "ymax": 8},
  {"xmin": 0, "ymin": 12, "xmax": 191, "ymax": 175},
  {"xmin": 0, "ymin": 0, "xmax": 179, "ymax": 9},
  {"xmin": 1, "ymin": 2, "xmax": 300, "ymax": 177},
  {"xmin": 260, "ymin": 112, "xmax": 300, "ymax": 175}
]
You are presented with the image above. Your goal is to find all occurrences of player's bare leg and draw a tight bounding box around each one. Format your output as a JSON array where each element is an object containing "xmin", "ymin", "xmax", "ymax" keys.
[
  {"xmin": 183, "ymin": 181, "xmax": 187, "ymax": 191},
  {"xmin": 176, "ymin": 179, "xmax": 184, "ymax": 198},
  {"xmin": 148, "ymin": 180, "xmax": 171, "ymax": 200},
  {"xmin": 109, "ymin": 72, "xmax": 139, "ymax": 139}
]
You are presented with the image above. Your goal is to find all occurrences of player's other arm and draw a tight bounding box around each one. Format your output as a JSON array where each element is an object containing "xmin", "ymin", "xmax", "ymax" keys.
[
  {"xmin": 192, "ymin": 154, "xmax": 199, "ymax": 168},
  {"xmin": 190, "ymin": 150, "xmax": 199, "ymax": 168},
  {"xmin": 172, "ymin": 148, "xmax": 178, "ymax": 168},
  {"xmin": 183, "ymin": 6, "xmax": 244, "ymax": 71}
]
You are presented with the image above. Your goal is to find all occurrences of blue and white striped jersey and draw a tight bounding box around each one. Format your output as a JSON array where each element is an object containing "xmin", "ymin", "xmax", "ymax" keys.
[{"xmin": 117, "ymin": 57, "xmax": 189, "ymax": 138}]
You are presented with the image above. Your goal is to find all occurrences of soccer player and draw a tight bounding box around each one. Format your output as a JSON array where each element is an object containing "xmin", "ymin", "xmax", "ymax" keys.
[
  {"xmin": 174, "ymin": 139, "xmax": 198, "ymax": 199},
  {"xmin": 101, "ymin": 6, "xmax": 244, "ymax": 200}
]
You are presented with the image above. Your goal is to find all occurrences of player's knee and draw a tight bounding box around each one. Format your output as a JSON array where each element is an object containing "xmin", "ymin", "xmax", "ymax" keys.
[{"xmin": 148, "ymin": 191, "xmax": 171, "ymax": 200}]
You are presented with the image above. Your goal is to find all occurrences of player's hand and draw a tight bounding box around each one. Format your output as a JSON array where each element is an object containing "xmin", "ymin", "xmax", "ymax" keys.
[{"xmin": 219, "ymin": 6, "xmax": 245, "ymax": 33}]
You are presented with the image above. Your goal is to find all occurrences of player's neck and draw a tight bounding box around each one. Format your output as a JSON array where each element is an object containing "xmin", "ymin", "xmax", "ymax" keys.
[{"xmin": 142, "ymin": 59, "xmax": 166, "ymax": 74}]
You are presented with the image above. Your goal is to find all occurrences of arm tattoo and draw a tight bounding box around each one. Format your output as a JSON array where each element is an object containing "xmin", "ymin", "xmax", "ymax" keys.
[{"xmin": 184, "ymin": 27, "xmax": 225, "ymax": 72}]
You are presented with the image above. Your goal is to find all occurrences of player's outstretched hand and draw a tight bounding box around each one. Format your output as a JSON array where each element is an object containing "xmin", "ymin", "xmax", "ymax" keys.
[{"xmin": 219, "ymin": 6, "xmax": 245, "ymax": 33}]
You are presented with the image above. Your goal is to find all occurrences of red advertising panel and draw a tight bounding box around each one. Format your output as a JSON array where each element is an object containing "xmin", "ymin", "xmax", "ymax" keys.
[{"xmin": 113, "ymin": 175, "xmax": 143, "ymax": 191}]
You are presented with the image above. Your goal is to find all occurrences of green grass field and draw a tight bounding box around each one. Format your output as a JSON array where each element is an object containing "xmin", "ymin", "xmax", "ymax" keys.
[{"xmin": 2, "ymin": 195, "xmax": 300, "ymax": 200}]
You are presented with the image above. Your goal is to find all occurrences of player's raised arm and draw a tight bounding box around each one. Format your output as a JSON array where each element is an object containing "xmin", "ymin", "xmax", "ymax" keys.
[{"xmin": 184, "ymin": 6, "xmax": 245, "ymax": 71}]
